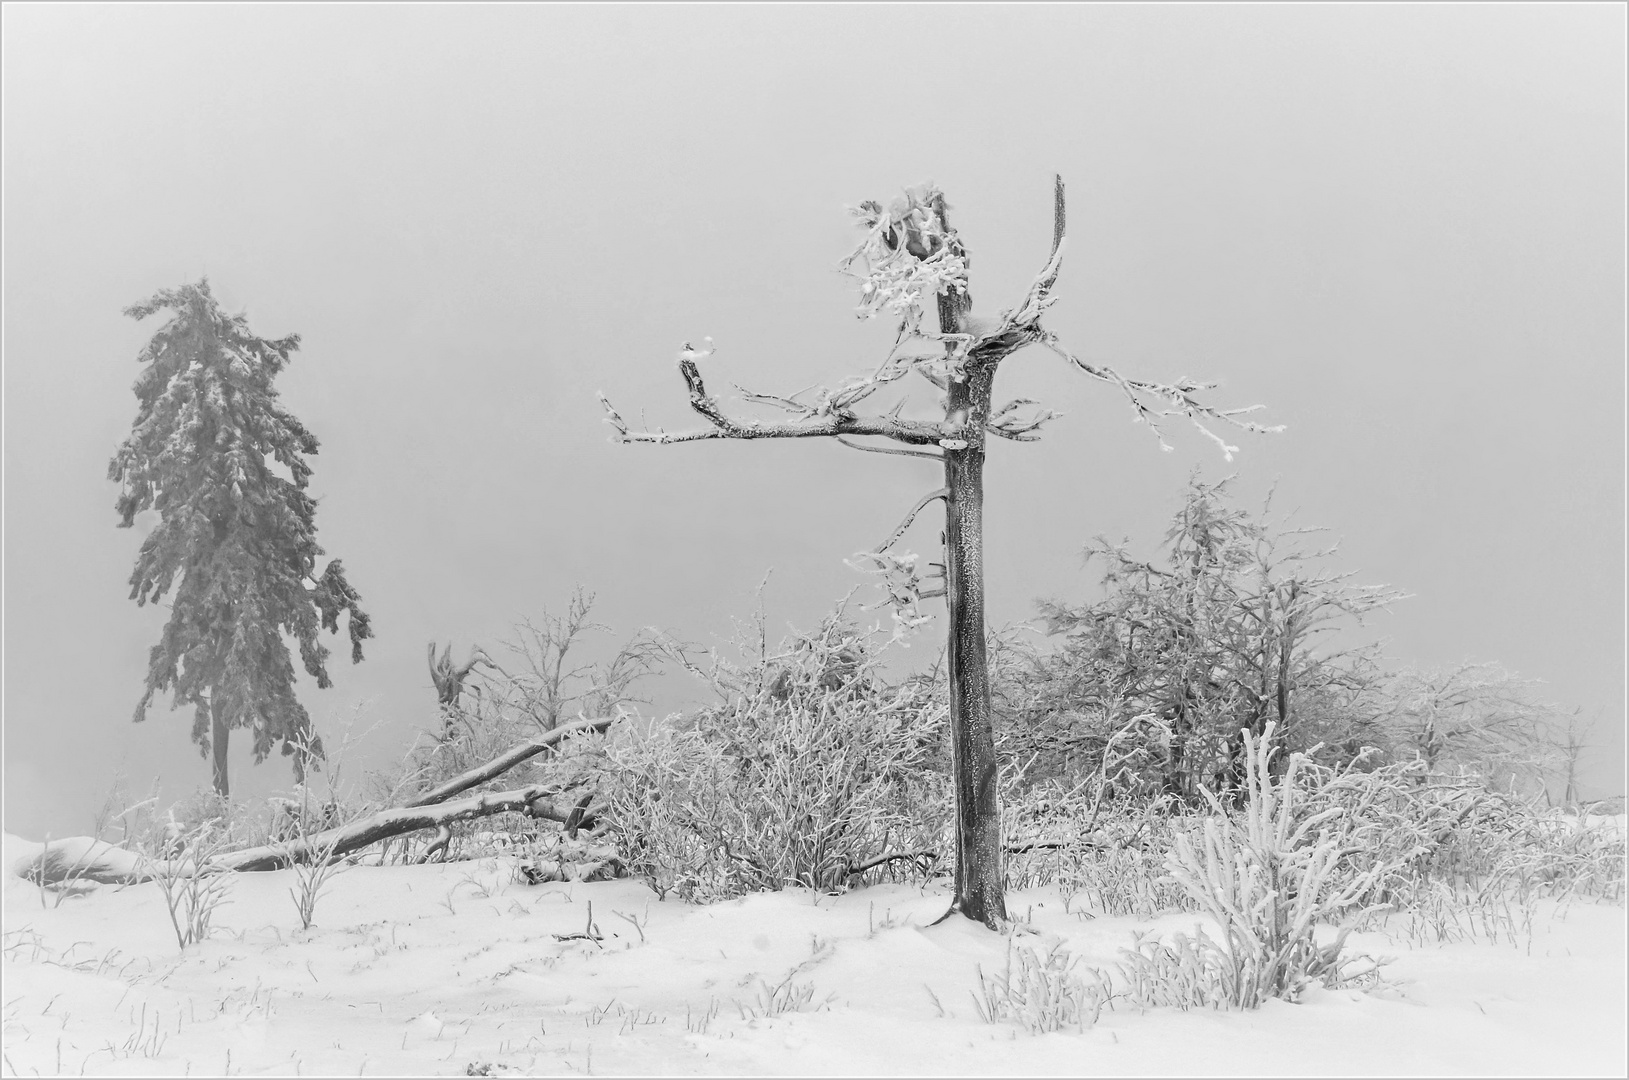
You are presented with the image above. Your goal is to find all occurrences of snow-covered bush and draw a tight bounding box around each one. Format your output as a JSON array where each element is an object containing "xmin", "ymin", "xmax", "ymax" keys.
[
  {"xmin": 1163, "ymin": 723, "xmax": 1388, "ymax": 1007},
  {"xmin": 604, "ymin": 614, "xmax": 950, "ymax": 903},
  {"xmin": 278, "ymin": 817, "xmax": 349, "ymax": 931},
  {"xmin": 1282, "ymin": 755, "xmax": 1626, "ymax": 917}
]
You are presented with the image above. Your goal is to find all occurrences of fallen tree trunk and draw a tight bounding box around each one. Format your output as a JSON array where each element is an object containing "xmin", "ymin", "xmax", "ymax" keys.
[
  {"xmin": 404, "ymin": 716, "xmax": 616, "ymax": 808},
  {"xmin": 21, "ymin": 786, "xmax": 601, "ymax": 885},
  {"xmin": 227, "ymin": 785, "xmax": 596, "ymax": 871},
  {"xmin": 19, "ymin": 718, "xmax": 626, "ymax": 887}
]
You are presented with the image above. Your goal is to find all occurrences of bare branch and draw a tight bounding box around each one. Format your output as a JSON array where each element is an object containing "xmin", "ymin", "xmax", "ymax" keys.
[
  {"xmin": 833, "ymin": 436, "xmax": 944, "ymax": 461},
  {"xmin": 735, "ymin": 387, "xmax": 817, "ymax": 416},
  {"xmin": 970, "ymin": 176, "xmax": 1071, "ymax": 348},
  {"xmin": 844, "ymin": 849, "xmax": 937, "ymax": 877},
  {"xmin": 597, "ymin": 392, "xmax": 629, "ymax": 442},
  {"xmin": 1040, "ymin": 334, "xmax": 1283, "ymax": 461},
  {"xmin": 1008, "ymin": 177, "xmax": 1069, "ymax": 327},
  {"xmin": 985, "ymin": 398, "xmax": 1063, "ymax": 442},
  {"xmin": 875, "ymin": 488, "xmax": 949, "ymax": 553},
  {"xmin": 601, "ymin": 358, "xmax": 946, "ymax": 447}
]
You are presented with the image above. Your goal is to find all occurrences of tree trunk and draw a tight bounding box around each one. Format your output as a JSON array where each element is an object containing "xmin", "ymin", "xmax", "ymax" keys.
[
  {"xmin": 210, "ymin": 695, "xmax": 230, "ymax": 799},
  {"xmin": 933, "ymin": 205, "xmax": 1007, "ymax": 928},
  {"xmin": 941, "ymin": 407, "xmax": 1006, "ymax": 926}
]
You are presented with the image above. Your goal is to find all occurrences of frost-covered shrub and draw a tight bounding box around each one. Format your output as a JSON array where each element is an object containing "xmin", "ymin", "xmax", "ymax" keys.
[
  {"xmin": 1280, "ymin": 755, "xmax": 1626, "ymax": 915},
  {"xmin": 139, "ymin": 823, "xmax": 235, "ymax": 950},
  {"xmin": 1001, "ymin": 781, "xmax": 1194, "ymax": 917},
  {"xmin": 604, "ymin": 614, "xmax": 950, "ymax": 903},
  {"xmin": 1164, "ymin": 723, "xmax": 1388, "ymax": 1007}
]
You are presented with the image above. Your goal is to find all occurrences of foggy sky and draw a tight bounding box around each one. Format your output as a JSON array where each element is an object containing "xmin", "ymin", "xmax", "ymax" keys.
[{"xmin": 4, "ymin": 4, "xmax": 1624, "ymax": 839}]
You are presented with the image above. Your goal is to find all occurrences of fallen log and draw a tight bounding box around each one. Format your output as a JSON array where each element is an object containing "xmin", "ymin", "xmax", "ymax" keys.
[
  {"xmin": 17, "ymin": 718, "xmax": 627, "ymax": 887},
  {"xmin": 404, "ymin": 715, "xmax": 616, "ymax": 808},
  {"xmin": 19, "ymin": 786, "xmax": 599, "ymax": 885}
]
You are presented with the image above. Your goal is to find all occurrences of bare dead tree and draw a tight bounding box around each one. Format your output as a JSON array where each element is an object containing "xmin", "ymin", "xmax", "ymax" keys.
[{"xmin": 599, "ymin": 178, "xmax": 1276, "ymax": 928}]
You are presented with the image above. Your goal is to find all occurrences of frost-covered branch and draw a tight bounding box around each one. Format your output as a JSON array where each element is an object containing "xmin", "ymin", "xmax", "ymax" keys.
[
  {"xmin": 985, "ymin": 398, "xmax": 1062, "ymax": 442},
  {"xmin": 1040, "ymin": 334, "xmax": 1284, "ymax": 461},
  {"xmin": 597, "ymin": 350, "xmax": 948, "ymax": 448}
]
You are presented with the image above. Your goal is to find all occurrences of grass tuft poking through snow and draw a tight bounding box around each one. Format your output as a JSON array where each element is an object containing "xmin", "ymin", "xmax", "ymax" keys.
[
  {"xmin": 1162, "ymin": 722, "xmax": 1389, "ymax": 1007},
  {"xmin": 971, "ymin": 937, "xmax": 1112, "ymax": 1033}
]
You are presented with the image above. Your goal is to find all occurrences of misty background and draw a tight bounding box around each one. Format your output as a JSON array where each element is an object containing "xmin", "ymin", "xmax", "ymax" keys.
[{"xmin": 3, "ymin": 4, "xmax": 1623, "ymax": 840}]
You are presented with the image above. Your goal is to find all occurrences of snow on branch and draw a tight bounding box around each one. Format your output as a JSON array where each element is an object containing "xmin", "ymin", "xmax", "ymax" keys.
[
  {"xmin": 985, "ymin": 398, "xmax": 1062, "ymax": 442},
  {"xmin": 1040, "ymin": 334, "xmax": 1283, "ymax": 461},
  {"xmin": 598, "ymin": 345, "xmax": 948, "ymax": 448}
]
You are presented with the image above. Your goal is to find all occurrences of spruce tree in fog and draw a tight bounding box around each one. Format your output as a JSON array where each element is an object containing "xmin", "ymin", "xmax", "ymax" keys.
[{"xmin": 110, "ymin": 279, "xmax": 372, "ymax": 797}]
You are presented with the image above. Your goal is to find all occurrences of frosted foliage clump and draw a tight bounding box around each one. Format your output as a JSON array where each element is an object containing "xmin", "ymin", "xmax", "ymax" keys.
[
  {"xmin": 842, "ymin": 183, "xmax": 969, "ymax": 341},
  {"xmin": 846, "ymin": 549, "xmax": 938, "ymax": 644}
]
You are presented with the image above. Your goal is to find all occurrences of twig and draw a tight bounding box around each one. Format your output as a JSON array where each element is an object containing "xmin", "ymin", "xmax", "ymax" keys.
[
  {"xmin": 552, "ymin": 901, "xmax": 604, "ymax": 948},
  {"xmin": 843, "ymin": 850, "xmax": 938, "ymax": 876}
]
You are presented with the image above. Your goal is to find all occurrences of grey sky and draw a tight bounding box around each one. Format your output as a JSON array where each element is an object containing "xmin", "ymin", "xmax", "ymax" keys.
[{"xmin": 4, "ymin": 4, "xmax": 1624, "ymax": 838}]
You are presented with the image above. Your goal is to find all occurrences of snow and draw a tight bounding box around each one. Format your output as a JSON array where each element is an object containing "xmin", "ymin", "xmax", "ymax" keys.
[{"xmin": 3, "ymin": 832, "xmax": 1624, "ymax": 1077}]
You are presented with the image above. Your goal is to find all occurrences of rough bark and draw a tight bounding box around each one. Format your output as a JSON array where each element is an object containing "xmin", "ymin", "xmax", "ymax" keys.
[
  {"xmin": 940, "ymin": 393, "xmax": 1007, "ymax": 925},
  {"xmin": 933, "ymin": 197, "xmax": 1008, "ymax": 929}
]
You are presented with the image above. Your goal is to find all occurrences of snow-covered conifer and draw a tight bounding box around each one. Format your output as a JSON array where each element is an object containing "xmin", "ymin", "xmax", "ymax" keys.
[{"xmin": 109, "ymin": 279, "xmax": 372, "ymax": 797}]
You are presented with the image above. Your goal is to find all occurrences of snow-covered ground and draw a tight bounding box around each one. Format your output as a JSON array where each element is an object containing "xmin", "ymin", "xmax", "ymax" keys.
[{"xmin": 2, "ymin": 832, "xmax": 1624, "ymax": 1077}]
